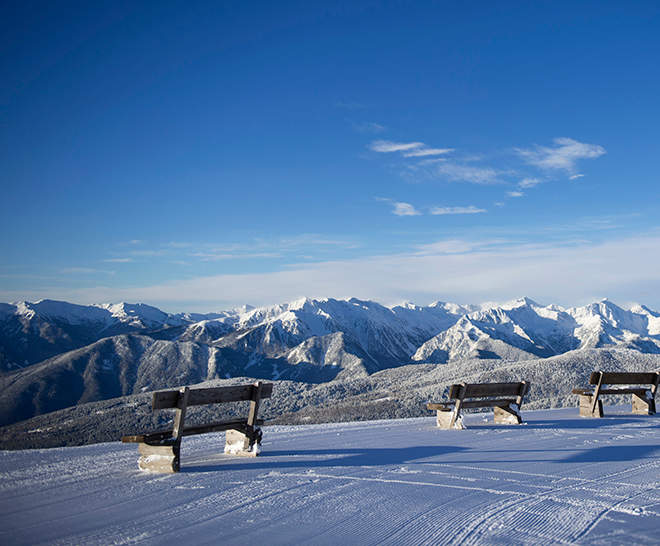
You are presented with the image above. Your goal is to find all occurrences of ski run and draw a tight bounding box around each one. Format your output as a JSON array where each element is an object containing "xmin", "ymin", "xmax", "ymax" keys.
[{"xmin": 1, "ymin": 406, "xmax": 659, "ymax": 545}]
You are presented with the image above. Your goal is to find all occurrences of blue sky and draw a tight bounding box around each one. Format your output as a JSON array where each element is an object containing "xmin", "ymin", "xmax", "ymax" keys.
[{"xmin": 2, "ymin": 1, "xmax": 660, "ymax": 311}]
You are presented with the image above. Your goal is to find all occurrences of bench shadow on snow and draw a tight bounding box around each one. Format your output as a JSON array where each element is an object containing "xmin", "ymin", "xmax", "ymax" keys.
[
  {"xmin": 561, "ymin": 444, "xmax": 660, "ymax": 463},
  {"xmin": 470, "ymin": 414, "xmax": 657, "ymax": 431},
  {"xmin": 183, "ymin": 445, "xmax": 467, "ymax": 473}
]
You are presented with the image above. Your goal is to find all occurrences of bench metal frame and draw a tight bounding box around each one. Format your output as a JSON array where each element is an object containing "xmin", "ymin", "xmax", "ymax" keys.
[
  {"xmin": 572, "ymin": 372, "xmax": 659, "ymax": 418},
  {"xmin": 122, "ymin": 381, "xmax": 273, "ymax": 472},
  {"xmin": 427, "ymin": 381, "xmax": 530, "ymax": 429}
]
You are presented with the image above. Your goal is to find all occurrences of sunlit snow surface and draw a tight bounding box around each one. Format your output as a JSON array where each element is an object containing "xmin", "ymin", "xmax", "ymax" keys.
[{"xmin": 1, "ymin": 407, "xmax": 659, "ymax": 545}]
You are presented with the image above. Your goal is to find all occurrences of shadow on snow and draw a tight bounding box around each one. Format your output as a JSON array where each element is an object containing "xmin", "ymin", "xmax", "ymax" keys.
[{"xmin": 183, "ymin": 445, "xmax": 467, "ymax": 473}]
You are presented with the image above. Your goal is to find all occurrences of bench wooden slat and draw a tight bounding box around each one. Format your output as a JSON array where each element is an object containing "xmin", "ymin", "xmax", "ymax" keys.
[
  {"xmin": 459, "ymin": 398, "xmax": 517, "ymax": 409},
  {"xmin": 461, "ymin": 382, "xmax": 526, "ymax": 398},
  {"xmin": 153, "ymin": 383, "xmax": 274, "ymax": 409},
  {"xmin": 122, "ymin": 418, "xmax": 265, "ymax": 444},
  {"xmin": 572, "ymin": 388, "xmax": 591, "ymax": 395},
  {"xmin": 589, "ymin": 372, "xmax": 659, "ymax": 385},
  {"xmin": 597, "ymin": 388, "xmax": 649, "ymax": 395},
  {"xmin": 427, "ymin": 402, "xmax": 453, "ymax": 410}
]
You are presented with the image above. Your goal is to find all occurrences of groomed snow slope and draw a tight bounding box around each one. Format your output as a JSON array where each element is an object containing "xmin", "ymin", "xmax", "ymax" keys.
[{"xmin": 1, "ymin": 408, "xmax": 659, "ymax": 545}]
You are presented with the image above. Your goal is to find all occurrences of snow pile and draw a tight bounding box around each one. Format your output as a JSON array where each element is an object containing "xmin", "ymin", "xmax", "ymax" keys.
[{"xmin": 1, "ymin": 407, "xmax": 658, "ymax": 545}]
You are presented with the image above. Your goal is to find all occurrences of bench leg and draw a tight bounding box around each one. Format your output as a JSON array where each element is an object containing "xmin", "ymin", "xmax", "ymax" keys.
[
  {"xmin": 435, "ymin": 409, "xmax": 465, "ymax": 430},
  {"xmin": 632, "ymin": 393, "xmax": 655, "ymax": 415},
  {"xmin": 493, "ymin": 404, "xmax": 522, "ymax": 425},
  {"xmin": 579, "ymin": 394, "xmax": 603, "ymax": 418},
  {"xmin": 137, "ymin": 442, "xmax": 180, "ymax": 473},
  {"xmin": 225, "ymin": 428, "xmax": 262, "ymax": 457}
]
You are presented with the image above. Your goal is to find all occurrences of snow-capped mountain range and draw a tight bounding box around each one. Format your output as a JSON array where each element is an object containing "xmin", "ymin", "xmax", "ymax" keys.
[
  {"xmin": 2, "ymin": 295, "xmax": 660, "ymax": 431},
  {"xmin": 2, "ymin": 296, "xmax": 660, "ymax": 375}
]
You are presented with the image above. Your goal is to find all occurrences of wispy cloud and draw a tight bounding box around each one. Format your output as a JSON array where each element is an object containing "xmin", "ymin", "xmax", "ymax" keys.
[
  {"xmin": 433, "ymin": 162, "xmax": 500, "ymax": 184},
  {"xmin": 352, "ymin": 121, "xmax": 385, "ymax": 134},
  {"xmin": 376, "ymin": 197, "xmax": 422, "ymax": 216},
  {"xmin": 22, "ymin": 234, "xmax": 660, "ymax": 312},
  {"xmin": 393, "ymin": 202, "xmax": 421, "ymax": 216},
  {"xmin": 129, "ymin": 249, "xmax": 168, "ymax": 257},
  {"xmin": 507, "ymin": 191, "xmax": 524, "ymax": 197},
  {"xmin": 518, "ymin": 177, "xmax": 541, "ymax": 189},
  {"xmin": 60, "ymin": 267, "xmax": 115, "ymax": 275},
  {"xmin": 279, "ymin": 234, "xmax": 359, "ymax": 249},
  {"xmin": 430, "ymin": 205, "xmax": 486, "ymax": 215},
  {"xmin": 191, "ymin": 252, "xmax": 283, "ymax": 261},
  {"xmin": 369, "ymin": 140, "xmax": 455, "ymax": 160},
  {"xmin": 403, "ymin": 147, "xmax": 454, "ymax": 157},
  {"xmin": 516, "ymin": 137, "xmax": 605, "ymax": 174},
  {"xmin": 103, "ymin": 258, "xmax": 133, "ymax": 263},
  {"xmin": 569, "ymin": 173, "xmax": 585, "ymax": 180},
  {"xmin": 370, "ymin": 140, "xmax": 424, "ymax": 153}
]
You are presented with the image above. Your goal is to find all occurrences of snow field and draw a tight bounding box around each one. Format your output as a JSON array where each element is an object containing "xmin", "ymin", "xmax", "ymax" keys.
[{"xmin": 1, "ymin": 407, "xmax": 659, "ymax": 545}]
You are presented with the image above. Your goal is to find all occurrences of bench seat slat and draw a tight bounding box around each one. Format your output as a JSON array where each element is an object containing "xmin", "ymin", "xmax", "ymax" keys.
[
  {"xmin": 597, "ymin": 388, "xmax": 649, "ymax": 395},
  {"xmin": 572, "ymin": 388, "xmax": 592, "ymax": 395},
  {"xmin": 428, "ymin": 399, "xmax": 518, "ymax": 410},
  {"xmin": 575, "ymin": 387, "xmax": 652, "ymax": 396},
  {"xmin": 459, "ymin": 398, "xmax": 517, "ymax": 409},
  {"xmin": 427, "ymin": 402, "xmax": 453, "ymax": 410},
  {"xmin": 122, "ymin": 418, "xmax": 265, "ymax": 444},
  {"xmin": 153, "ymin": 383, "xmax": 274, "ymax": 409}
]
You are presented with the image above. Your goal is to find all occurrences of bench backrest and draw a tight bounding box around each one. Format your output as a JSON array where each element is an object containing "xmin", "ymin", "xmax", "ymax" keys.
[
  {"xmin": 153, "ymin": 382, "xmax": 274, "ymax": 409},
  {"xmin": 448, "ymin": 382, "xmax": 528, "ymax": 400},
  {"xmin": 589, "ymin": 372, "xmax": 659, "ymax": 386}
]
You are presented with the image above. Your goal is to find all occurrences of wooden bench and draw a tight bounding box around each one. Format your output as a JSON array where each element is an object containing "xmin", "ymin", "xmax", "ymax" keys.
[
  {"xmin": 427, "ymin": 382, "xmax": 530, "ymax": 429},
  {"xmin": 572, "ymin": 372, "xmax": 659, "ymax": 418},
  {"xmin": 122, "ymin": 381, "xmax": 273, "ymax": 473}
]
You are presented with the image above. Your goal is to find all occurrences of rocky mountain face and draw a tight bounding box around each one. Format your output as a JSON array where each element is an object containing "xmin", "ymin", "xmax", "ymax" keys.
[{"xmin": 1, "ymin": 296, "xmax": 659, "ymax": 427}]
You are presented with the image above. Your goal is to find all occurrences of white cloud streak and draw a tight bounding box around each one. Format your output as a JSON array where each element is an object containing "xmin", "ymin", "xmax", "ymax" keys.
[
  {"xmin": 403, "ymin": 147, "xmax": 454, "ymax": 157},
  {"xmin": 430, "ymin": 206, "xmax": 487, "ymax": 215},
  {"xmin": 370, "ymin": 140, "xmax": 424, "ymax": 153},
  {"xmin": 516, "ymin": 137, "xmax": 605, "ymax": 173},
  {"xmin": 518, "ymin": 177, "xmax": 541, "ymax": 189},
  {"xmin": 392, "ymin": 202, "xmax": 422, "ymax": 216},
  {"xmin": 11, "ymin": 235, "xmax": 660, "ymax": 312},
  {"xmin": 507, "ymin": 191, "xmax": 524, "ymax": 197},
  {"xmin": 433, "ymin": 162, "xmax": 500, "ymax": 184}
]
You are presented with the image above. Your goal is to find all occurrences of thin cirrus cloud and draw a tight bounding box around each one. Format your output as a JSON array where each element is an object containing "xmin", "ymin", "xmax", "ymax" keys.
[
  {"xmin": 376, "ymin": 197, "xmax": 422, "ymax": 216},
  {"xmin": 430, "ymin": 206, "xmax": 487, "ymax": 215},
  {"xmin": 433, "ymin": 162, "xmax": 500, "ymax": 184},
  {"xmin": 20, "ymin": 234, "xmax": 660, "ymax": 312},
  {"xmin": 508, "ymin": 191, "xmax": 524, "ymax": 197},
  {"xmin": 403, "ymin": 147, "xmax": 454, "ymax": 157},
  {"xmin": 518, "ymin": 177, "xmax": 541, "ymax": 189},
  {"xmin": 378, "ymin": 197, "xmax": 485, "ymax": 217},
  {"xmin": 370, "ymin": 140, "xmax": 425, "ymax": 153},
  {"xmin": 352, "ymin": 121, "xmax": 386, "ymax": 134},
  {"xmin": 369, "ymin": 140, "xmax": 453, "ymax": 158},
  {"xmin": 392, "ymin": 202, "xmax": 422, "ymax": 216},
  {"xmin": 516, "ymin": 137, "xmax": 605, "ymax": 174}
]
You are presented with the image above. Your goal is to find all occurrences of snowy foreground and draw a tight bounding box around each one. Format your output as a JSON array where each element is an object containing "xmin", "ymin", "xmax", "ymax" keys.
[{"xmin": 1, "ymin": 408, "xmax": 659, "ymax": 545}]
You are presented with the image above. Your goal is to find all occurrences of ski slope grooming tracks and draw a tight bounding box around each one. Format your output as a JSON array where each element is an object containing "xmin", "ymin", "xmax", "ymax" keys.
[{"xmin": 1, "ymin": 408, "xmax": 659, "ymax": 545}]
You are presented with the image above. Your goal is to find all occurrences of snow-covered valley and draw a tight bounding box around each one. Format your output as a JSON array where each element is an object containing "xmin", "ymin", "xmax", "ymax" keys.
[{"xmin": 2, "ymin": 407, "xmax": 659, "ymax": 545}]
